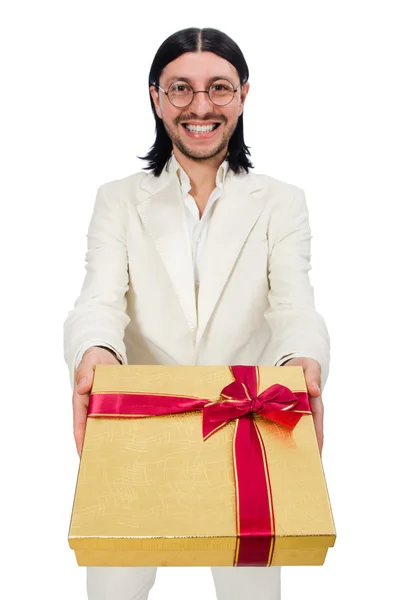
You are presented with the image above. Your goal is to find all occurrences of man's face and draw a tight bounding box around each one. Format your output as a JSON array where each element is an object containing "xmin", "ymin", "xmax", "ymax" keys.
[{"xmin": 149, "ymin": 51, "xmax": 249, "ymax": 161}]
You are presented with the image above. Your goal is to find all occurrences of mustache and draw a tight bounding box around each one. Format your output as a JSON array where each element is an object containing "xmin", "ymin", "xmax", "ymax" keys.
[{"xmin": 175, "ymin": 114, "xmax": 226, "ymax": 124}]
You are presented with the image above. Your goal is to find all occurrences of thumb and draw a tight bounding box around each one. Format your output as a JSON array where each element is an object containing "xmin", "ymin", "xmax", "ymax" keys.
[
  {"xmin": 307, "ymin": 379, "xmax": 321, "ymax": 397},
  {"xmin": 303, "ymin": 363, "xmax": 322, "ymax": 396},
  {"xmin": 308, "ymin": 378, "xmax": 321, "ymax": 394},
  {"xmin": 76, "ymin": 366, "xmax": 94, "ymax": 393}
]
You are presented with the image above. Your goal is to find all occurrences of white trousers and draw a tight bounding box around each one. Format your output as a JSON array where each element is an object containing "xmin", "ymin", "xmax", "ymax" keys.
[{"xmin": 87, "ymin": 566, "xmax": 281, "ymax": 600}]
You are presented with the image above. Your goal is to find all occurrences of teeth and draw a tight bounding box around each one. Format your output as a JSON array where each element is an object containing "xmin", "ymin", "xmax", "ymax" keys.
[{"xmin": 185, "ymin": 123, "xmax": 217, "ymax": 133}]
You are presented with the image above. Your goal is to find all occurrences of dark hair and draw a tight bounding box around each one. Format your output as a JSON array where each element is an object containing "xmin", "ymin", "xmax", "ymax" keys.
[{"xmin": 138, "ymin": 27, "xmax": 254, "ymax": 176}]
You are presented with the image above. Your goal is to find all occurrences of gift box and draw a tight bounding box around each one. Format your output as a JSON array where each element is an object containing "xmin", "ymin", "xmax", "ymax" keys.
[{"xmin": 68, "ymin": 365, "xmax": 336, "ymax": 566}]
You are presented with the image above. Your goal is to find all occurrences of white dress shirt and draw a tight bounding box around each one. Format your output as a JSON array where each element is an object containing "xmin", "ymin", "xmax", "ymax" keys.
[{"xmin": 75, "ymin": 153, "xmax": 314, "ymax": 371}]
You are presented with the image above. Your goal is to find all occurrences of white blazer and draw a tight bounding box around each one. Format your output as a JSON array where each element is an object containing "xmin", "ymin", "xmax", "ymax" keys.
[{"xmin": 63, "ymin": 162, "xmax": 330, "ymax": 390}]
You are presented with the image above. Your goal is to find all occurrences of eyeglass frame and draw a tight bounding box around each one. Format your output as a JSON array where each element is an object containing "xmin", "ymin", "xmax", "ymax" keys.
[{"xmin": 152, "ymin": 79, "xmax": 243, "ymax": 108}]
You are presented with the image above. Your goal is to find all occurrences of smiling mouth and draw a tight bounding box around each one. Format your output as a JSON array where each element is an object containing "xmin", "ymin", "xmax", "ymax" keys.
[{"xmin": 181, "ymin": 123, "xmax": 221, "ymax": 133}]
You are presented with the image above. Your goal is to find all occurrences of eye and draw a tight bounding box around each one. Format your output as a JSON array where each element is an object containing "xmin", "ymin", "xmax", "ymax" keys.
[
  {"xmin": 211, "ymin": 84, "xmax": 229, "ymax": 91},
  {"xmin": 210, "ymin": 80, "xmax": 235, "ymax": 95},
  {"xmin": 169, "ymin": 83, "xmax": 191, "ymax": 93}
]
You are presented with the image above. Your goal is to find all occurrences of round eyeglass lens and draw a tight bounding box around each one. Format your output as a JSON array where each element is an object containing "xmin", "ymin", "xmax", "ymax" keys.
[
  {"xmin": 167, "ymin": 83, "xmax": 193, "ymax": 107},
  {"xmin": 209, "ymin": 80, "xmax": 235, "ymax": 105}
]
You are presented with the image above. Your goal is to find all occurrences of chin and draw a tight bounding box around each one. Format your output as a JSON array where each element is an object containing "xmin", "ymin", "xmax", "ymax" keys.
[{"xmin": 177, "ymin": 140, "xmax": 228, "ymax": 160}]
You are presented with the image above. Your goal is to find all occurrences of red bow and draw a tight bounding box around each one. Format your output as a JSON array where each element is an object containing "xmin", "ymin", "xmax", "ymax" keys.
[{"xmin": 203, "ymin": 366, "xmax": 305, "ymax": 439}]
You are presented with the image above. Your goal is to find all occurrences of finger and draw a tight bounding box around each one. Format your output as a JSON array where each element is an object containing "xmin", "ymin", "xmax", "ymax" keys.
[
  {"xmin": 304, "ymin": 367, "xmax": 322, "ymax": 397},
  {"xmin": 312, "ymin": 410, "xmax": 324, "ymax": 455},
  {"xmin": 310, "ymin": 395, "xmax": 324, "ymax": 456},
  {"xmin": 75, "ymin": 362, "xmax": 94, "ymax": 393},
  {"xmin": 73, "ymin": 353, "xmax": 104, "ymax": 455},
  {"xmin": 73, "ymin": 388, "xmax": 89, "ymax": 457}
]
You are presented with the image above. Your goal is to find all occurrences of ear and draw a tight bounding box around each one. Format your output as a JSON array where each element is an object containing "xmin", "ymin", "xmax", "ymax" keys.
[
  {"xmin": 238, "ymin": 81, "xmax": 250, "ymax": 116},
  {"xmin": 149, "ymin": 85, "xmax": 163, "ymax": 119}
]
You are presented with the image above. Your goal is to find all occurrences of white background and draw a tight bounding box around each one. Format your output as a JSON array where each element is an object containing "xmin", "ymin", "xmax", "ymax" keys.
[{"xmin": 1, "ymin": 1, "xmax": 396, "ymax": 598}]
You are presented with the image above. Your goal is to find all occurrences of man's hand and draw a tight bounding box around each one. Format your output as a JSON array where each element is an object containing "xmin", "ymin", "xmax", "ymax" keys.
[
  {"xmin": 280, "ymin": 357, "xmax": 324, "ymax": 456},
  {"xmin": 72, "ymin": 347, "xmax": 121, "ymax": 457}
]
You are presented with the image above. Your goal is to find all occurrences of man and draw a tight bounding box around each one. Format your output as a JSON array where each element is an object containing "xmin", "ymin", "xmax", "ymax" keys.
[{"xmin": 64, "ymin": 27, "xmax": 330, "ymax": 600}]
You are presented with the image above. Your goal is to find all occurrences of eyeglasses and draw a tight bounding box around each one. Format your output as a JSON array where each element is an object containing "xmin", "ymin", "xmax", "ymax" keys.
[{"xmin": 154, "ymin": 79, "xmax": 241, "ymax": 108}]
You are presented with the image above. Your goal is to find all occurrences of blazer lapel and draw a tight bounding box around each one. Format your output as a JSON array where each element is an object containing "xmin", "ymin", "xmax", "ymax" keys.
[
  {"xmin": 136, "ymin": 163, "xmax": 269, "ymax": 348},
  {"xmin": 195, "ymin": 172, "xmax": 269, "ymax": 348},
  {"xmin": 136, "ymin": 169, "xmax": 198, "ymax": 333}
]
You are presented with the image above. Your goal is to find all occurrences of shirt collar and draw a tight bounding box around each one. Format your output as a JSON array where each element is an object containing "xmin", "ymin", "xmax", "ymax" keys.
[{"xmin": 167, "ymin": 152, "xmax": 229, "ymax": 192}]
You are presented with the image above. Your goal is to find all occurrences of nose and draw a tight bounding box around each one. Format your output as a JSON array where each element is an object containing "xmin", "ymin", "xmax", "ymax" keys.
[{"xmin": 189, "ymin": 90, "xmax": 214, "ymax": 114}]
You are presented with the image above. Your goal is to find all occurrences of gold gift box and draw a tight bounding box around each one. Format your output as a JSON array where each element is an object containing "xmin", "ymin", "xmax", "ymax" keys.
[{"xmin": 68, "ymin": 365, "xmax": 336, "ymax": 566}]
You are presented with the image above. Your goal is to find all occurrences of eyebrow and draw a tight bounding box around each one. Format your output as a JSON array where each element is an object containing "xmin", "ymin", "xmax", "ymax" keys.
[{"xmin": 164, "ymin": 75, "xmax": 234, "ymax": 86}]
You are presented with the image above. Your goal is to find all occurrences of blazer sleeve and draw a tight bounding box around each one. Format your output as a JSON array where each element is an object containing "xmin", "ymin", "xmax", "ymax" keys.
[
  {"xmin": 265, "ymin": 187, "xmax": 331, "ymax": 390},
  {"xmin": 63, "ymin": 183, "xmax": 130, "ymax": 390}
]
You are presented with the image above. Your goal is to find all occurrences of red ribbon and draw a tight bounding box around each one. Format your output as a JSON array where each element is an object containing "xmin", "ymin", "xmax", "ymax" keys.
[{"xmin": 87, "ymin": 365, "xmax": 311, "ymax": 566}]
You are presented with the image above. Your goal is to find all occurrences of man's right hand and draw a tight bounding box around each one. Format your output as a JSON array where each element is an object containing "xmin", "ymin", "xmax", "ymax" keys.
[{"xmin": 72, "ymin": 346, "xmax": 121, "ymax": 457}]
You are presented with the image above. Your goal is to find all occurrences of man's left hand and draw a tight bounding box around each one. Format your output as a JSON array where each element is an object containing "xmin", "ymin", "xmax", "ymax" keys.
[{"xmin": 280, "ymin": 357, "xmax": 324, "ymax": 456}]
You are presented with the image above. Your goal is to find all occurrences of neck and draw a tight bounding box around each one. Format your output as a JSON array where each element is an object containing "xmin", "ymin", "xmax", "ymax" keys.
[{"xmin": 172, "ymin": 146, "xmax": 227, "ymax": 196}]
